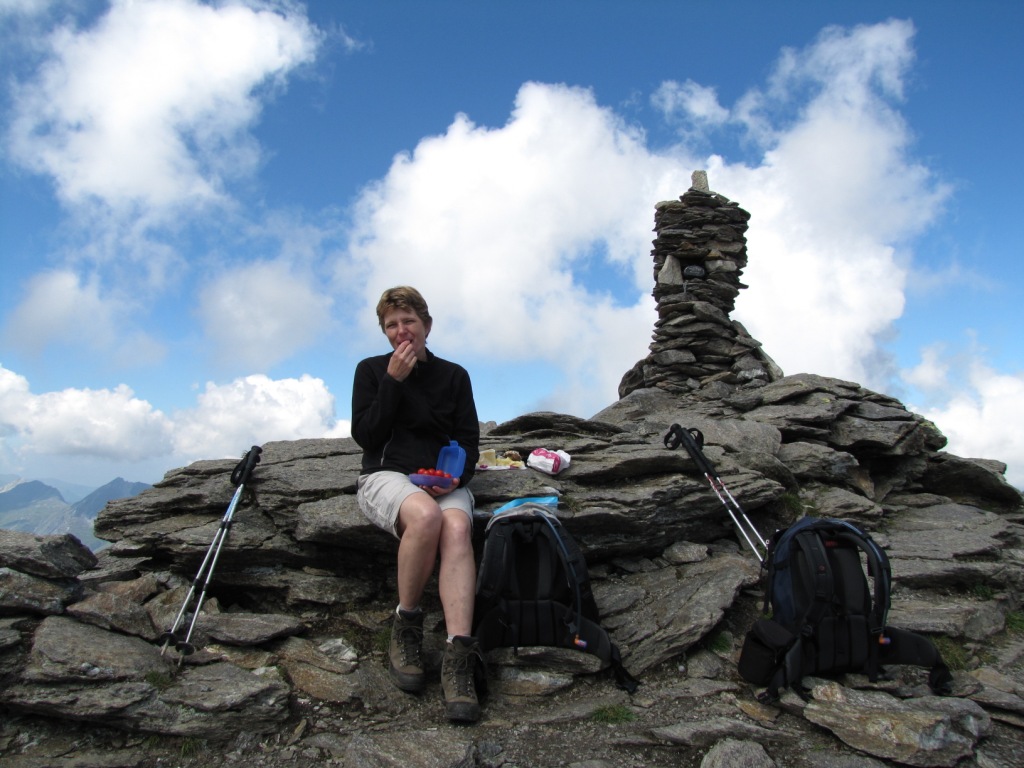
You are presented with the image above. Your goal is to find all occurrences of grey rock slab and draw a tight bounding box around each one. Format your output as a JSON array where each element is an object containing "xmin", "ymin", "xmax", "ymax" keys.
[
  {"xmin": 700, "ymin": 738, "xmax": 777, "ymax": 768},
  {"xmin": 830, "ymin": 413, "xmax": 944, "ymax": 455},
  {"xmin": 967, "ymin": 679, "xmax": 1024, "ymax": 715},
  {"xmin": 65, "ymin": 590, "xmax": 160, "ymax": 640},
  {"xmin": 884, "ymin": 503, "xmax": 1010, "ymax": 560},
  {"xmin": 658, "ymin": 679, "xmax": 742, "ymax": 700},
  {"xmin": 651, "ymin": 716, "xmax": 793, "ymax": 747},
  {"xmin": 889, "ymin": 557, "xmax": 1014, "ymax": 591},
  {"xmin": 0, "ymin": 679, "xmax": 158, "ymax": 720},
  {"xmin": 275, "ymin": 634, "xmax": 357, "ymax": 673},
  {"xmin": 727, "ymin": 373, "xmax": 866, "ymax": 411},
  {"xmin": 606, "ymin": 552, "xmax": 759, "ymax": 674},
  {"xmin": 776, "ymin": 441, "xmax": 863, "ymax": 484},
  {"xmin": 0, "ymin": 530, "xmax": 97, "ymax": 579},
  {"xmin": 919, "ymin": 453, "xmax": 1023, "ymax": 511},
  {"xmin": 803, "ymin": 486, "xmax": 883, "ymax": 521},
  {"xmin": 343, "ymin": 728, "xmax": 474, "ymax": 768},
  {"xmin": 0, "ymin": 567, "xmax": 81, "ymax": 615},
  {"xmin": 486, "ymin": 645, "xmax": 604, "ymax": 675},
  {"xmin": 150, "ymin": 661, "xmax": 291, "ymax": 736},
  {"xmin": 743, "ymin": 398, "xmax": 853, "ymax": 432},
  {"xmin": 490, "ymin": 665, "xmax": 576, "ymax": 696},
  {"xmin": 803, "ymin": 681, "xmax": 990, "ymax": 767},
  {"xmin": 887, "ymin": 597, "xmax": 1005, "ymax": 640},
  {"xmin": 293, "ymin": 492, "xmax": 396, "ymax": 552},
  {"xmin": 522, "ymin": 692, "xmax": 631, "ymax": 725},
  {"xmin": 195, "ymin": 611, "xmax": 306, "ymax": 646},
  {"xmin": 21, "ymin": 615, "xmax": 171, "ymax": 683},
  {"xmin": 269, "ymin": 634, "xmax": 359, "ymax": 705}
]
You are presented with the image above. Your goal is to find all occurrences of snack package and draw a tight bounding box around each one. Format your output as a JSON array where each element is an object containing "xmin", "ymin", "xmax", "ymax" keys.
[{"xmin": 527, "ymin": 448, "xmax": 571, "ymax": 475}]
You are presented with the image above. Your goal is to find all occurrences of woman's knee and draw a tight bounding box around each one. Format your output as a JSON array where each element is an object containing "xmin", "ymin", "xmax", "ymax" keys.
[
  {"xmin": 440, "ymin": 509, "xmax": 473, "ymax": 546},
  {"xmin": 398, "ymin": 495, "xmax": 443, "ymax": 536}
]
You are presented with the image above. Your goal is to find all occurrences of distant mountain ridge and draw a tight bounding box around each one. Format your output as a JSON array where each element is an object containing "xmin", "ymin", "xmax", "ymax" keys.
[
  {"xmin": 0, "ymin": 480, "xmax": 64, "ymax": 513},
  {"xmin": 0, "ymin": 477, "xmax": 151, "ymax": 551}
]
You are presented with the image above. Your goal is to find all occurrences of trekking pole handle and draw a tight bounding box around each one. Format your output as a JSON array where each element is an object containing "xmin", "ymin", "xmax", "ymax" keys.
[
  {"xmin": 664, "ymin": 425, "xmax": 718, "ymax": 477},
  {"xmin": 230, "ymin": 445, "xmax": 262, "ymax": 487}
]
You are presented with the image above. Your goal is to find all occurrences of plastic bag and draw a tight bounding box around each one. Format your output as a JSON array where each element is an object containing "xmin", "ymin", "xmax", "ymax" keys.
[{"xmin": 527, "ymin": 448, "xmax": 571, "ymax": 475}]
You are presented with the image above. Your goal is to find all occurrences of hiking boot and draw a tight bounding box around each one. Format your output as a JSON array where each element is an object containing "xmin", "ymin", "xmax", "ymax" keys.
[
  {"xmin": 441, "ymin": 635, "xmax": 484, "ymax": 723},
  {"xmin": 389, "ymin": 608, "xmax": 425, "ymax": 692}
]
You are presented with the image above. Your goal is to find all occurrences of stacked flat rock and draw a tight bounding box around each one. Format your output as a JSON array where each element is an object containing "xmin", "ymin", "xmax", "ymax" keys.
[{"xmin": 619, "ymin": 172, "xmax": 783, "ymax": 398}]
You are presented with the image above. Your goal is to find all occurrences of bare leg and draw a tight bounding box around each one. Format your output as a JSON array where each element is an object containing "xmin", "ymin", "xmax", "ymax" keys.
[
  {"xmin": 395, "ymin": 492, "xmax": 442, "ymax": 610},
  {"xmin": 437, "ymin": 508, "xmax": 476, "ymax": 636}
]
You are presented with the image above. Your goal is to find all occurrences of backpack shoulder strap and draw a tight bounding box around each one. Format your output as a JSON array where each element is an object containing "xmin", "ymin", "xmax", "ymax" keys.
[
  {"xmin": 526, "ymin": 507, "xmax": 640, "ymax": 692},
  {"xmin": 791, "ymin": 528, "xmax": 834, "ymax": 629},
  {"xmin": 532, "ymin": 510, "xmax": 588, "ymax": 641},
  {"xmin": 832, "ymin": 527, "xmax": 891, "ymax": 628},
  {"xmin": 831, "ymin": 523, "xmax": 891, "ymax": 681},
  {"xmin": 477, "ymin": 516, "xmax": 518, "ymax": 601}
]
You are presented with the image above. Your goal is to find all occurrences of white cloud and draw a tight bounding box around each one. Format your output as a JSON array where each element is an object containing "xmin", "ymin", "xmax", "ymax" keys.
[
  {"xmin": 901, "ymin": 342, "xmax": 1023, "ymax": 488},
  {"xmin": 720, "ymin": 19, "xmax": 951, "ymax": 390},
  {"xmin": 3, "ymin": 269, "xmax": 166, "ymax": 363},
  {"xmin": 5, "ymin": 270, "xmax": 117, "ymax": 348},
  {"xmin": 2, "ymin": 0, "xmax": 324, "ymax": 369},
  {"xmin": 0, "ymin": 364, "xmax": 173, "ymax": 460},
  {"xmin": 916, "ymin": 362, "xmax": 1024, "ymax": 489},
  {"xmin": 902, "ymin": 344, "xmax": 951, "ymax": 391},
  {"xmin": 196, "ymin": 260, "xmax": 334, "ymax": 370},
  {"xmin": 652, "ymin": 79, "xmax": 729, "ymax": 126},
  {"xmin": 346, "ymin": 81, "xmax": 691, "ymax": 416},
  {"xmin": 0, "ymin": 0, "xmax": 55, "ymax": 16},
  {"xmin": 342, "ymin": 21, "xmax": 951, "ymax": 415},
  {"xmin": 0, "ymin": 364, "xmax": 349, "ymax": 475},
  {"xmin": 3, "ymin": 14, "xmax": 1016, "ymax": 491},
  {"xmin": 173, "ymin": 373, "xmax": 348, "ymax": 459},
  {"xmin": 6, "ymin": 0, "xmax": 321, "ymax": 213}
]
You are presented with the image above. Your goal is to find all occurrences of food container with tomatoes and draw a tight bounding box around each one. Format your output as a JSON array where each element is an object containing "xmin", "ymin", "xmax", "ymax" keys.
[{"xmin": 408, "ymin": 440, "xmax": 466, "ymax": 488}]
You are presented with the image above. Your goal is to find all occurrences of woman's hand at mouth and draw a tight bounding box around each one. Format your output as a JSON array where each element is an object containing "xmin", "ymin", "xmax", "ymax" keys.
[{"xmin": 387, "ymin": 340, "xmax": 418, "ymax": 381}]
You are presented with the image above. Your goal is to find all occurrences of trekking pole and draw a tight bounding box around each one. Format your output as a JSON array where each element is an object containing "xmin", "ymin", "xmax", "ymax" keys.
[
  {"xmin": 159, "ymin": 445, "xmax": 262, "ymax": 662},
  {"xmin": 663, "ymin": 425, "xmax": 767, "ymax": 563}
]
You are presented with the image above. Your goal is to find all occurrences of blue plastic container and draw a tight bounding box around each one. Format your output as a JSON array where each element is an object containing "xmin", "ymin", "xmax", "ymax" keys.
[
  {"xmin": 408, "ymin": 440, "xmax": 465, "ymax": 488},
  {"xmin": 436, "ymin": 440, "xmax": 466, "ymax": 478}
]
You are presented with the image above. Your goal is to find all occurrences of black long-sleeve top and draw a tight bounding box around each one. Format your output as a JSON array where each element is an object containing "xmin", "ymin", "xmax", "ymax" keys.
[{"xmin": 351, "ymin": 348, "xmax": 479, "ymax": 485}]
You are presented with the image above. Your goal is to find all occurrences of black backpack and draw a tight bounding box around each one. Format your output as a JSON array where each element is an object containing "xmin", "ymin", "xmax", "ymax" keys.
[
  {"xmin": 473, "ymin": 503, "xmax": 639, "ymax": 693},
  {"xmin": 738, "ymin": 516, "xmax": 953, "ymax": 700}
]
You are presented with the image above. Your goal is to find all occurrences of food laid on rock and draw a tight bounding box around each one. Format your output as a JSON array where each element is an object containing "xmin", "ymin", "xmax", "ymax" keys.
[{"xmin": 477, "ymin": 449, "xmax": 526, "ymax": 469}]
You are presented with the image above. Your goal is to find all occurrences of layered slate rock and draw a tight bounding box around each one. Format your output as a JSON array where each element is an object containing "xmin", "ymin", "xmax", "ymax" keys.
[{"xmin": 1, "ymin": 177, "xmax": 1023, "ymax": 767}]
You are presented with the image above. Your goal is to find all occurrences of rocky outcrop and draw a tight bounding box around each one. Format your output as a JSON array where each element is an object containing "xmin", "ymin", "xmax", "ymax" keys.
[{"xmin": 2, "ymin": 178, "xmax": 1023, "ymax": 767}]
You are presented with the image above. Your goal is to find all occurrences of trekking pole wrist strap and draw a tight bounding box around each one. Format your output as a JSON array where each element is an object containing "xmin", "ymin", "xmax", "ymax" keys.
[{"xmin": 231, "ymin": 445, "xmax": 263, "ymax": 486}]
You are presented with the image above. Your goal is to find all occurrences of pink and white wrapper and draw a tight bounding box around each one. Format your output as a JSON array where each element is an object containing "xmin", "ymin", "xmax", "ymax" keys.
[{"xmin": 527, "ymin": 448, "xmax": 571, "ymax": 475}]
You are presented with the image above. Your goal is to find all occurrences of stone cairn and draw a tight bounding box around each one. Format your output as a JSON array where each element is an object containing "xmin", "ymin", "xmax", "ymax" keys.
[{"xmin": 619, "ymin": 170, "xmax": 783, "ymax": 398}]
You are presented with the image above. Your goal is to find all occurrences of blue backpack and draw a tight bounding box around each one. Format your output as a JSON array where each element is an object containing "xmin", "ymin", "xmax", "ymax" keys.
[{"xmin": 739, "ymin": 516, "xmax": 953, "ymax": 700}]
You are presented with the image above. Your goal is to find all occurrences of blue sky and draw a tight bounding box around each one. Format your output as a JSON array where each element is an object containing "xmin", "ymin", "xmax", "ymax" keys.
[{"xmin": 1, "ymin": 0, "xmax": 1021, "ymax": 490}]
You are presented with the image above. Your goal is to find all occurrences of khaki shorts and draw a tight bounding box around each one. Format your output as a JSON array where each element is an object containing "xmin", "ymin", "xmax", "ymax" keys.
[{"xmin": 357, "ymin": 471, "xmax": 474, "ymax": 539}]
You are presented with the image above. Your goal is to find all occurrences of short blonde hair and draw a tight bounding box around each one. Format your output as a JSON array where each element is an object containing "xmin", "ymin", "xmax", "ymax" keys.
[{"xmin": 375, "ymin": 286, "xmax": 432, "ymax": 331}]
